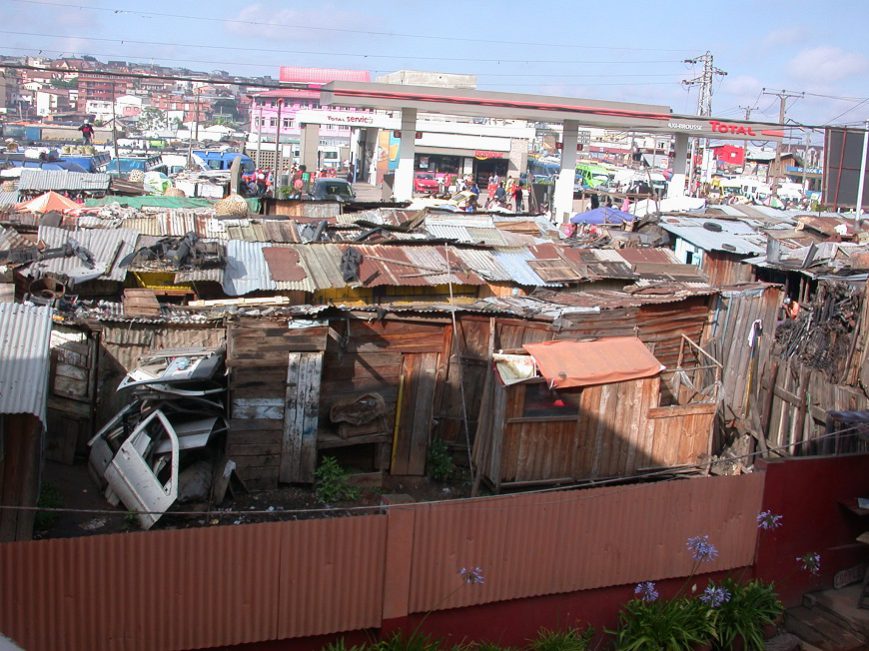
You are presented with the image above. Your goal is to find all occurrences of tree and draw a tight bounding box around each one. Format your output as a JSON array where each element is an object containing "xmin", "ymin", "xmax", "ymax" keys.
[{"xmin": 138, "ymin": 107, "xmax": 167, "ymax": 131}]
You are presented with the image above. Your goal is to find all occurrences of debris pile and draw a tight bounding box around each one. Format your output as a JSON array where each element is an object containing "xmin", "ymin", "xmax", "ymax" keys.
[
  {"xmin": 87, "ymin": 345, "xmax": 239, "ymax": 529},
  {"xmin": 776, "ymin": 282, "xmax": 862, "ymax": 381}
]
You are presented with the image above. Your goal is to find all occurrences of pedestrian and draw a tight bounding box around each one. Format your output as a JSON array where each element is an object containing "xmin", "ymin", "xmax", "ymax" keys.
[
  {"xmin": 512, "ymin": 182, "xmax": 524, "ymax": 212},
  {"xmin": 487, "ymin": 174, "xmax": 497, "ymax": 202},
  {"xmin": 78, "ymin": 122, "xmax": 94, "ymax": 145}
]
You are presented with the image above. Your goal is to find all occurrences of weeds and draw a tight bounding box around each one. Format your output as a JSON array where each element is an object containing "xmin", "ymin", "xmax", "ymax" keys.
[{"xmin": 314, "ymin": 456, "xmax": 361, "ymax": 504}]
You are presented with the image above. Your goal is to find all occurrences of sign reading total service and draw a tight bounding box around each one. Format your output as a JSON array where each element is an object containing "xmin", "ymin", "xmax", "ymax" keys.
[
  {"xmin": 665, "ymin": 118, "xmax": 784, "ymax": 140},
  {"xmin": 295, "ymin": 109, "xmax": 397, "ymax": 129}
]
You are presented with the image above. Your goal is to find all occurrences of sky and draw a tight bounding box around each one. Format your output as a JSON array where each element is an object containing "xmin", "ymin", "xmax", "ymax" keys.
[{"xmin": 2, "ymin": 0, "xmax": 868, "ymax": 142}]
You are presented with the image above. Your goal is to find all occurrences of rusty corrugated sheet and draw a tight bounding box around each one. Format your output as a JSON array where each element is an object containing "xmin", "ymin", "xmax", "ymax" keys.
[
  {"xmin": 0, "ymin": 515, "xmax": 387, "ymax": 651},
  {"xmin": 407, "ymin": 472, "xmax": 764, "ymax": 613}
]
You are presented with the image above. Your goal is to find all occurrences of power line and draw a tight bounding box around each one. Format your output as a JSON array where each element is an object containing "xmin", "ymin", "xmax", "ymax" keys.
[
  {"xmin": 762, "ymin": 88, "xmax": 804, "ymax": 194},
  {"xmin": 8, "ymin": 0, "xmax": 701, "ymax": 53},
  {"xmin": 0, "ymin": 31, "xmax": 692, "ymax": 67},
  {"xmin": 822, "ymin": 97, "xmax": 869, "ymax": 126},
  {"xmin": 0, "ymin": 43, "xmax": 687, "ymax": 66}
]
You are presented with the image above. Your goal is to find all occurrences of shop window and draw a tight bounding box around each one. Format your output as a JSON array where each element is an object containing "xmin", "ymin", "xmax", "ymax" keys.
[{"xmin": 521, "ymin": 383, "xmax": 581, "ymax": 418}]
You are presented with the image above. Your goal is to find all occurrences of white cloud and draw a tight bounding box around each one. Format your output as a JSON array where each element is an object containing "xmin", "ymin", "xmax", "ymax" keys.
[
  {"xmin": 722, "ymin": 74, "xmax": 762, "ymax": 97},
  {"xmin": 762, "ymin": 26, "xmax": 807, "ymax": 47},
  {"xmin": 224, "ymin": 3, "xmax": 362, "ymax": 42},
  {"xmin": 788, "ymin": 46, "xmax": 869, "ymax": 83}
]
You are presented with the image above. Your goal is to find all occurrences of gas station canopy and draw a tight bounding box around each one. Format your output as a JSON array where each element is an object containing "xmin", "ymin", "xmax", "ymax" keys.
[{"xmin": 320, "ymin": 81, "xmax": 785, "ymax": 142}]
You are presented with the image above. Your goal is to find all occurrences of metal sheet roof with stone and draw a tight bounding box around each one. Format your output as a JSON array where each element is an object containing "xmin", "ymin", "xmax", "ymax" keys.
[{"xmin": 18, "ymin": 169, "xmax": 111, "ymax": 193}]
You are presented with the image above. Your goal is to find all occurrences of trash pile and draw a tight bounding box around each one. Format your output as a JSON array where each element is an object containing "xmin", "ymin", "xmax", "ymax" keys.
[{"xmin": 87, "ymin": 345, "xmax": 241, "ymax": 529}]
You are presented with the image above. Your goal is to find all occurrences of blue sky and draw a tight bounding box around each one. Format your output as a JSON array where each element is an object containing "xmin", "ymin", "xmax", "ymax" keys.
[{"xmin": 2, "ymin": 0, "xmax": 868, "ymax": 135}]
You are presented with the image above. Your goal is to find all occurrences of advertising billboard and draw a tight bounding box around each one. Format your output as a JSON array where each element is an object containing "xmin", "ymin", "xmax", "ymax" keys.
[{"xmin": 823, "ymin": 127, "xmax": 869, "ymax": 209}]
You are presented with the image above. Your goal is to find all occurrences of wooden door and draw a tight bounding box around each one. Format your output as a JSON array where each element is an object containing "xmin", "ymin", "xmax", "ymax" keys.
[
  {"xmin": 391, "ymin": 352, "xmax": 439, "ymax": 475},
  {"xmin": 280, "ymin": 351, "xmax": 323, "ymax": 484}
]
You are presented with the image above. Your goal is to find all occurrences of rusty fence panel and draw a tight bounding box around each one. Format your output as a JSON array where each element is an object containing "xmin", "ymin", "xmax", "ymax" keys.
[
  {"xmin": 0, "ymin": 515, "xmax": 387, "ymax": 651},
  {"xmin": 406, "ymin": 472, "xmax": 765, "ymax": 613}
]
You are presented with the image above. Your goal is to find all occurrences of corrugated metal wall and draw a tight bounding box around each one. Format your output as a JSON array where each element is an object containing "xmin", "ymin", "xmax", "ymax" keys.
[
  {"xmin": 0, "ymin": 473, "xmax": 765, "ymax": 649},
  {"xmin": 0, "ymin": 516, "xmax": 387, "ymax": 651},
  {"xmin": 407, "ymin": 473, "xmax": 764, "ymax": 613}
]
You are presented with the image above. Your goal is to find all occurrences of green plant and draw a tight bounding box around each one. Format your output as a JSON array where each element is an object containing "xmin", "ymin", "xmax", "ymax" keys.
[
  {"xmin": 427, "ymin": 437, "xmax": 455, "ymax": 482},
  {"xmin": 34, "ymin": 483, "xmax": 63, "ymax": 531},
  {"xmin": 322, "ymin": 639, "xmax": 370, "ymax": 651},
  {"xmin": 371, "ymin": 631, "xmax": 440, "ymax": 651},
  {"xmin": 528, "ymin": 626, "xmax": 593, "ymax": 651},
  {"xmin": 710, "ymin": 578, "xmax": 783, "ymax": 651},
  {"xmin": 314, "ymin": 456, "xmax": 361, "ymax": 504},
  {"xmin": 612, "ymin": 597, "xmax": 715, "ymax": 651}
]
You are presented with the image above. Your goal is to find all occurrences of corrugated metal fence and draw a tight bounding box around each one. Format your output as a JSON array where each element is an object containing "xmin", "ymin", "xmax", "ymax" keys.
[{"xmin": 0, "ymin": 473, "xmax": 764, "ymax": 650}]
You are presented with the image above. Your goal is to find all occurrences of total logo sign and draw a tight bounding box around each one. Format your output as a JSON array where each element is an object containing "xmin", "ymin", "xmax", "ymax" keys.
[{"xmin": 709, "ymin": 120, "xmax": 756, "ymax": 136}]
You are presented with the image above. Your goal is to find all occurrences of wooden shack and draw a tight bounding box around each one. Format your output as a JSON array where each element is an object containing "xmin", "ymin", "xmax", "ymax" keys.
[
  {"xmin": 472, "ymin": 335, "xmax": 721, "ymax": 491},
  {"xmin": 226, "ymin": 314, "xmax": 453, "ymax": 488}
]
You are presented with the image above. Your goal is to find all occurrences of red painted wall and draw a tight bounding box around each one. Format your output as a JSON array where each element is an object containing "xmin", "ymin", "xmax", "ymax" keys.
[{"xmin": 753, "ymin": 454, "xmax": 869, "ymax": 606}]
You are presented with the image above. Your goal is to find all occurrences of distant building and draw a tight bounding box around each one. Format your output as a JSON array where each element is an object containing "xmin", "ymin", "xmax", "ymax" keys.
[
  {"xmin": 376, "ymin": 70, "xmax": 477, "ymax": 89},
  {"xmin": 76, "ymin": 72, "xmax": 133, "ymax": 113},
  {"xmin": 35, "ymin": 88, "xmax": 71, "ymax": 117}
]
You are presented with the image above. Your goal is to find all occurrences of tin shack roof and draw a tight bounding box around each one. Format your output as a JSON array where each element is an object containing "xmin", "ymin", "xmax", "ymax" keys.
[
  {"xmin": 659, "ymin": 216, "xmax": 766, "ymax": 256},
  {"xmin": 18, "ymin": 169, "xmax": 111, "ymax": 193},
  {"xmin": 32, "ymin": 226, "xmax": 138, "ymax": 283},
  {"xmin": 0, "ymin": 302, "xmax": 53, "ymax": 427}
]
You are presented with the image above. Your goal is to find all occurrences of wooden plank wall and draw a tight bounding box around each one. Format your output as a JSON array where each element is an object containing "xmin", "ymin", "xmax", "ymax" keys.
[
  {"xmin": 45, "ymin": 326, "xmax": 97, "ymax": 464},
  {"xmin": 391, "ymin": 352, "xmax": 439, "ymax": 475},
  {"xmin": 703, "ymin": 285, "xmax": 783, "ymax": 422},
  {"xmin": 280, "ymin": 352, "xmax": 323, "ymax": 484},
  {"xmin": 760, "ymin": 357, "xmax": 869, "ymax": 455},
  {"xmin": 497, "ymin": 377, "xmax": 658, "ymax": 484},
  {"xmin": 227, "ymin": 319, "xmax": 328, "ymax": 489}
]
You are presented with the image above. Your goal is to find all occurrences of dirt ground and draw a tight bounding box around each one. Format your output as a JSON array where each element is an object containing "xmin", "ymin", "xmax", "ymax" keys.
[{"xmin": 36, "ymin": 460, "xmax": 475, "ymax": 540}]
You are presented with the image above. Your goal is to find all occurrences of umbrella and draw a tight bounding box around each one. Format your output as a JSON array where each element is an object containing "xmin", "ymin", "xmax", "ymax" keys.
[
  {"xmin": 569, "ymin": 206, "xmax": 635, "ymax": 225},
  {"xmin": 15, "ymin": 191, "xmax": 80, "ymax": 214}
]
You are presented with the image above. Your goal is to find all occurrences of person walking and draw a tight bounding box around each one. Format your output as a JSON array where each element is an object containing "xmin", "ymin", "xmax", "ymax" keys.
[
  {"xmin": 78, "ymin": 122, "xmax": 94, "ymax": 145},
  {"xmin": 512, "ymin": 182, "xmax": 524, "ymax": 212}
]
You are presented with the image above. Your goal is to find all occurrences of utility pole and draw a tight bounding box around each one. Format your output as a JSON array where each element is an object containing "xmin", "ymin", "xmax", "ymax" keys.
[
  {"xmin": 682, "ymin": 52, "xmax": 727, "ymax": 195},
  {"xmin": 186, "ymin": 89, "xmax": 201, "ymax": 168},
  {"xmin": 110, "ymin": 81, "xmax": 119, "ymax": 163},
  {"xmin": 738, "ymin": 105, "xmax": 757, "ymax": 171},
  {"xmin": 762, "ymin": 88, "xmax": 804, "ymax": 196},
  {"xmin": 739, "ymin": 105, "xmax": 757, "ymax": 121},
  {"xmin": 273, "ymin": 98, "xmax": 284, "ymax": 196}
]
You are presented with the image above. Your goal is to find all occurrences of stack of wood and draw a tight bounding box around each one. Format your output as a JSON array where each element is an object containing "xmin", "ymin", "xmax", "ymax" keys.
[{"xmin": 122, "ymin": 288, "xmax": 161, "ymax": 318}]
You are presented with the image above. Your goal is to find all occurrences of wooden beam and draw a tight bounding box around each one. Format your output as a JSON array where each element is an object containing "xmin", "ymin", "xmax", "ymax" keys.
[{"xmin": 279, "ymin": 352, "xmax": 323, "ymax": 484}]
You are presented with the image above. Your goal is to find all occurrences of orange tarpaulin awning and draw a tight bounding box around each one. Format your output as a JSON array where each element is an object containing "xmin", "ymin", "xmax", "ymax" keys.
[
  {"xmin": 15, "ymin": 191, "xmax": 80, "ymax": 214},
  {"xmin": 523, "ymin": 337, "xmax": 664, "ymax": 389}
]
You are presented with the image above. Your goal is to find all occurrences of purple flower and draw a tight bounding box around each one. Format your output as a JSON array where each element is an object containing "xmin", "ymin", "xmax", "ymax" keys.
[
  {"xmin": 459, "ymin": 566, "xmax": 485, "ymax": 585},
  {"xmin": 634, "ymin": 581, "xmax": 659, "ymax": 602},
  {"xmin": 686, "ymin": 535, "xmax": 719, "ymax": 563},
  {"xmin": 757, "ymin": 510, "xmax": 783, "ymax": 531},
  {"xmin": 797, "ymin": 552, "xmax": 821, "ymax": 576},
  {"xmin": 700, "ymin": 584, "xmax": 731, "ymax": 608}
]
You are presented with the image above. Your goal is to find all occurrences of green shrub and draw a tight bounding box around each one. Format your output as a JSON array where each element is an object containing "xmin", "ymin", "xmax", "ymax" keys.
[
  {"xmin": 322, "ymin": 639, "xmax": 370, "ymax": 651},
  {"xmin": 314, "ymin": 456, "xmax": 361, "ymax": 504},
  {"xmin": 427, "ymin": 437, "xmax": 455, "ymax": 481},
  {"xmin": 371, "ymin": 631, "xmax": 441, "ymax": 651},
  {"xmin": 528, "ymin": 626, "xmax": 593, "ymax": 651},
  {"xmin": 711, "ymin": 578, "xmax": 783, "ymax": 651},
  {"xmin": 613, "ymin": 597, "xmax": 715, "ymax": 651}
]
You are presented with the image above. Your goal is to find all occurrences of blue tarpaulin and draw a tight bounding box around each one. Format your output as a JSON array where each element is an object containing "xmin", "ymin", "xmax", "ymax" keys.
[{"xmin": 569, "ymin": 206, "xmax": 635, "ymax": 225}]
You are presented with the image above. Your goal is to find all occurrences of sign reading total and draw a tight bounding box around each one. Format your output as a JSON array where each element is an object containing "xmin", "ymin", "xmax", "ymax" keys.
[{"xmin": 708, "ymin": 120, "xmax": 757, "ymax": 136}]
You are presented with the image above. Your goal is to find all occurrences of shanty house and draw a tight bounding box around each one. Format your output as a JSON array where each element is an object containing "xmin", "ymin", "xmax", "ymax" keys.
[
  {"xmin": 0, "ymin": 303, "xmax": 53, "ymax": 541},
  {"xmin": 473, "ymin": 335, "xmax": 721, "ymax": 491}
]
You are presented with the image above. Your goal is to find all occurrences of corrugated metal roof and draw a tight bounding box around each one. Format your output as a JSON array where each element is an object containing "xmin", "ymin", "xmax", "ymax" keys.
[
  {"xmin": 262, "ymin": 244, "xmax": 316, "ymax": 292},
  {"xmin": 33, "ymin": 226, "xmax": 138, "ymax": 283},
  {"xmin": 112, "ymin": 211, "xmax": 226, "ymax": 240},
  {"xmin": 223, "ymin": 240, "xmax": 277, "ymax": 296},
  {"xmin": 0, "ymin": 303, "xmax": 53, "ymax": 426},
  {"xmin": 0, "ymin": 225, "xmax": 29, "ymax": 251},
  {"xmin": 453, "ymin": 248, "xmax": 513, "ymax": 282},
  {"xmin": 493, "ymin": 248, "xmax": 561, "ymax": 287},
  {"xmin": 0, "ymin": 190, "xmax": 20, "ymax": 209},
  {"xmin": 174, "ymin": 268, "xmax": 224, "ymax": 284},
  {"xmin": 659, "ymin": 216, "xmax": 766, "ymax": 255},
  {"xmin": 18, "ymin": 169, "xmax": 111, "ymax": 193}
]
